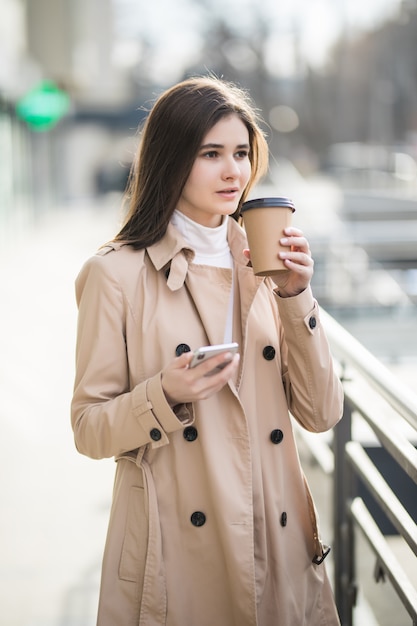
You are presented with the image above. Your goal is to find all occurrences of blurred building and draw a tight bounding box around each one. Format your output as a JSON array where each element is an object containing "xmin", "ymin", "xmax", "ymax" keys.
[
  {"xmin": 25, "ymin": 0, "xmax": 132, "ymax": 107},
  {"xmin": 0, "ymin": 0, "xmax": 145, "ymax": 228}
]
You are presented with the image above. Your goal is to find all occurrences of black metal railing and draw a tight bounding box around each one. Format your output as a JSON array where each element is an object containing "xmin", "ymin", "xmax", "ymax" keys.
[{"xmin": 306, "ymin": 309, "xmax": 417, "ymax": 625}]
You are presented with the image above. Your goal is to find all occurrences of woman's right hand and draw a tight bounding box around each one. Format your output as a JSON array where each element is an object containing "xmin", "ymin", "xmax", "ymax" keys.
[{"xmin": 161, "ymin": 350, "xmax": 240, "ymax": 407}]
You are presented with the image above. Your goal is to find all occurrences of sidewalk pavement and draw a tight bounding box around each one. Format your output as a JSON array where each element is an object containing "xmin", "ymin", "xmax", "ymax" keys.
[{"xmin": 0, "ymin": 199, "xmax": 121, "ymax": 626}]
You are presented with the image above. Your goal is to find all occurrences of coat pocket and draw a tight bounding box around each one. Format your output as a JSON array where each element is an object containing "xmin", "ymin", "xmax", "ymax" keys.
[
  {"xmin": 303, "ymin": 474, "xmax": 331, "ymax": 564},
  {"xmin": 119, "ymin": 485, "xmax": 149, "ymax": 584}
]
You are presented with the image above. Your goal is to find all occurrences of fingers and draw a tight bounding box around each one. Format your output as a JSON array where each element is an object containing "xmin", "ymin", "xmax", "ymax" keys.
[
  {"xmin": 269, "ymin": 228, "xmax": 314, "ymax": 296},
  {"xmin": 244, "ymin": 229, "xmax": 312, "ymax": 262},
  {"xmin": 161, "ymin": 352, "xmax": 240, "ymax": 406},
  {"xmin": 174, "ymin": 351, "xmax": 194, "ymax": 368},
  {"xmin": 283, "ymin": 226, "xmax": 305, "ymax": 238},
  {"xmin": 190, "ymin": 353, "xmax": 240, "ymax": 399},
  {"xmin": 191, "ymin": 349, "xmax": 238, "ymax": 376},
  {"xmin": 280, "ymin": 228, "xmax": 311, "ymax": 256},
  {"xmin": 279, "ymin": 249, "xmax": 314, "ymax": 269}
]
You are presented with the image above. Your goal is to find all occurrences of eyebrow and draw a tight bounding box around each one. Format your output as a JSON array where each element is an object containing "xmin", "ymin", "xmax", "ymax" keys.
[{"xmin": 199, "ymin": 142, "xmax": 250, "ymax": 150}]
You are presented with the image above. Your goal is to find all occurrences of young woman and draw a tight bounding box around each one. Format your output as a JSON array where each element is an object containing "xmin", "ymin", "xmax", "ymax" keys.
[{"xmin": 71, "ymin": 76, "xmax": 343, "ymax": 626}]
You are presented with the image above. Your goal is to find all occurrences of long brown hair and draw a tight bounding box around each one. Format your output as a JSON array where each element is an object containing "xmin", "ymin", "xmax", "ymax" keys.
[{"xmin": 115, "ymin": 75, "xmax": 269, "ymax": 248}]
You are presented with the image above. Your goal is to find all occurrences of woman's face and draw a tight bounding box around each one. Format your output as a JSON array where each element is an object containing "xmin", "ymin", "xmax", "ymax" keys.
[{"xmin": 176, "ymin": 114, "xmax": 252, "ymax": 227}]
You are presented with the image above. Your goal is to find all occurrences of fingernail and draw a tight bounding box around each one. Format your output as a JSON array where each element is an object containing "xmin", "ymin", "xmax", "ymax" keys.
[{"xmin": 280, "ymin": 238, "xmax": 288, "ymax": 244}]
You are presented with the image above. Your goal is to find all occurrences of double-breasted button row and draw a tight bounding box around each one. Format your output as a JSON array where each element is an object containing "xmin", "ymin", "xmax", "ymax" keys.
[
  {"xmin": 177, "ymin": 343, "xmax": 280, "ymax": 361},
  {"xmin": 185, "ymin": 425, "xmax": 283, "ymax": 446},
  {"xmin": 191, "ymin": 510, "xmax": 286, "ymax": 529},
  {"xmin": 184, "ymin": 424, "xmax": 282, "ymax": 447},
  {"xmin": 174, "ymin": 340, "xmax": 286, "ymax": 531}
]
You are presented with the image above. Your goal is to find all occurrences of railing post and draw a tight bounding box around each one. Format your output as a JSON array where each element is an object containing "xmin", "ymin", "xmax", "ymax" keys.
[{"xmin": 333, "ymin": 394, "xmax": 356, "ymax": 625}]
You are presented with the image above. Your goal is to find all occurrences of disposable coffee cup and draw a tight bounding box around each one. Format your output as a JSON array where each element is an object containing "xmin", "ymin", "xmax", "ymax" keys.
[{"xmin": 240, "ymin": 197, "xmax": 295, "ymax": 276}]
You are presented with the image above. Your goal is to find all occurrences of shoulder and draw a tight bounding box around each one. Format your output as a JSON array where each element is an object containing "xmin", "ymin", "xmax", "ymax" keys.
[
  {"xmin": 96, "ymin": 240, "xmax": 144, "ymax": 261},
  {"xmin": 80, "ymin": 241, "xmax": 145, "ymax": 275},
  {"xmin": 75, "ymin": 242, "xmax": 146, "ymax": 300}
]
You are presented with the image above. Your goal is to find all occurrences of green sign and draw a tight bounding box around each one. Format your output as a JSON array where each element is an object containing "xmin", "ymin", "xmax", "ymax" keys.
[{"xmin": 16, "ymin": 80, "xmax": 70, "ymax": 131}]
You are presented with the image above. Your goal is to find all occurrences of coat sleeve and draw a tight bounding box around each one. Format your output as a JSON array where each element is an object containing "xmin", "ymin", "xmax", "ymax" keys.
[
  {"xmin": 71, "ymin": 253, "xmax": 193, "ymax": 460},
  {"xmin": 275, "ymin": 286, "xmax": 343, "ymax": 433}
]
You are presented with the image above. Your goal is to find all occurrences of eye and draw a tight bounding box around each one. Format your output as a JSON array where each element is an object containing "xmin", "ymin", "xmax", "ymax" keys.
[
  {"xmin": 202, "ymin": 150, "xmax": 219, "ymax": 159},
  {"xmin": 235, "ymin": 149, "xmax": 249, "ymax": 159}
]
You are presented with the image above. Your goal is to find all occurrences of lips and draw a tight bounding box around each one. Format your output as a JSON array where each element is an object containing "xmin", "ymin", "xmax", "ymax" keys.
[{"xmin": 217, "ymin": 188, "xmax": 239, "ymax": 196}]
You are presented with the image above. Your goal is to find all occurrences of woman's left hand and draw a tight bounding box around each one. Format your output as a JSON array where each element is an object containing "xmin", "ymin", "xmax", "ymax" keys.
[{"xmin": 244, "ymin": 226, "xmax": 314, "ymax": 298}]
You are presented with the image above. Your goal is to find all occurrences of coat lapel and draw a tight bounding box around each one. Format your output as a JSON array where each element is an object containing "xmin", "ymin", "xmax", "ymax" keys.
[
  {"xmin": 234, "ymin": 262, "xmax": 265, "ymax": 353},
  {"xmin": 147, "ymin": 218, "xmax": 265, "ymax": 348},
  {"xmin": 185, "ymin": 265, "xmax": 233, "ymax": 346}
]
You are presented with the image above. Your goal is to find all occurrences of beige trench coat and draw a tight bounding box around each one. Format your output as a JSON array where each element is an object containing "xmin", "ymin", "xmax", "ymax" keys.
[{"xmin": 71, "ymin": 217, "xmax": 343, "ymax": 626}]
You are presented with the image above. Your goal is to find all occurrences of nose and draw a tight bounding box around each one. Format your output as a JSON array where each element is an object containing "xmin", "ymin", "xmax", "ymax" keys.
[{"xmin": 222, "ymin": 156, "xmax": 240, "ymax": 180}]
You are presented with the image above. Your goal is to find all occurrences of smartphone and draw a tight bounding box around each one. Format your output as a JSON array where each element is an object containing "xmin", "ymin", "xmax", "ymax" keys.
[{"xmin": 189, "ymin": 342, "xmax": 239, "ymax": 375}]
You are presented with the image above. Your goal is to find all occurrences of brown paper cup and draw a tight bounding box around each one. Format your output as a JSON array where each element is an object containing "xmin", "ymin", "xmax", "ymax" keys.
[{"xmin": 241, "ymin": 197, "xmax": 295, "ymax": 276}]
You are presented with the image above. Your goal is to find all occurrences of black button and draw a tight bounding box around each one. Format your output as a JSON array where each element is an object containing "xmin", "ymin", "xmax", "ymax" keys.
[
  {"xmin": 270, "ymin": 429, "xmax": 284, "ymax": 444},
  {"xmin": 150, "ymin": 428, "xmax": 162, "ymax": 441},
  {"xmin": 280, "ymin": 512, "xmax": 287, "ymax": 527},
  {"xmin": 309, "ymin": 316, "xmax": 317, "ymax": 330},
  {"xmin": 183, "ymin": 426, "xmax": 198, "ymax": 442},
  {"xmin": 175, "ymin": 343, "xmax": 191, "ymax": 356},
  {"xmin": 191, "ymin": 511, "xmax": 206, "ymax": 527},
  {"xmin": 263, "ymin": 345, "xmax": 276, "ymax": 361}
]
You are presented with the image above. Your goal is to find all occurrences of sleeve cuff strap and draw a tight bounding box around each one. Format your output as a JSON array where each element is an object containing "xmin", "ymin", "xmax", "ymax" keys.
[{"xmin": 131, "ymin": 373, "xmax": 191, "ymax": 448}]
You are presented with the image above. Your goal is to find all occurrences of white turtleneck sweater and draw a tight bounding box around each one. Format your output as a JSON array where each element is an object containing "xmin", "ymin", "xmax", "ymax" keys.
[{"xmin": 171, "ymin": 210, "xmax": 234, "ymax": 343}]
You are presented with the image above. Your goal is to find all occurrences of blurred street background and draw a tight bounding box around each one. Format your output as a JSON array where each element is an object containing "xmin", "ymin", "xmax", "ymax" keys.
[{"xmin": 1, "ymin": 0, "xmax": 417, "ymax": 624}]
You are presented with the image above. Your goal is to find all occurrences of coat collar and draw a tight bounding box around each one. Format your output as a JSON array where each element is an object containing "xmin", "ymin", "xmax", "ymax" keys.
[{"xmin": 146, "ymin": 219, "xmax": 258, "ymax": 292}]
